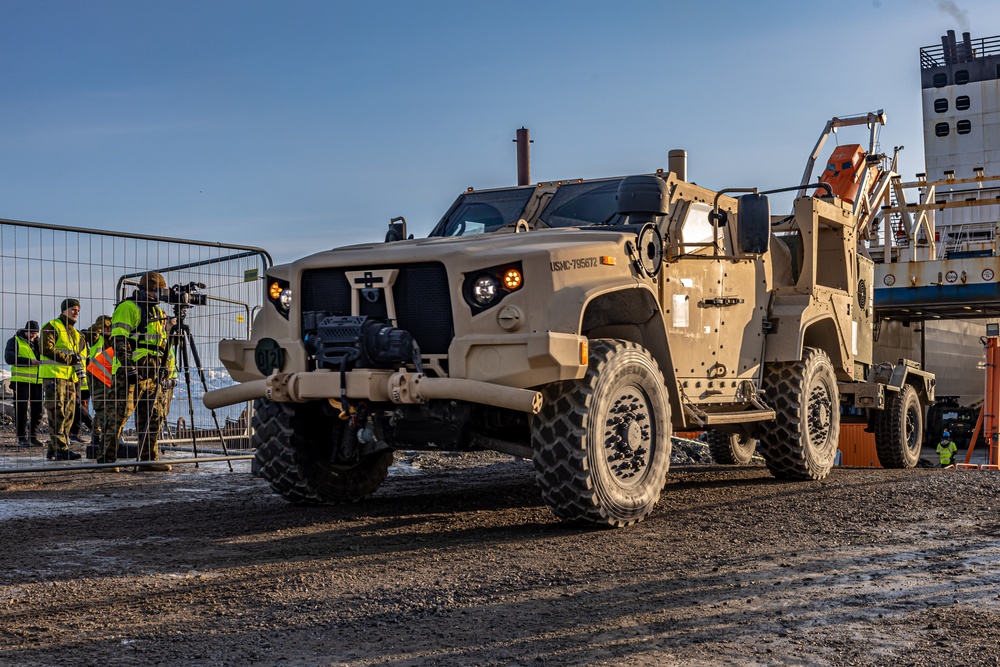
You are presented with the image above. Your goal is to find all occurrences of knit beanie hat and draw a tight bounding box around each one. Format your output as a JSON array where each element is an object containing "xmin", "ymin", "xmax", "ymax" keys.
[
  {"xmin": 24, "ymin": 320, "xmax": 39, "ymax": 332},
  {"xmin": 61, "ymin": 298, "xmax": 81, "ymax": 312}
]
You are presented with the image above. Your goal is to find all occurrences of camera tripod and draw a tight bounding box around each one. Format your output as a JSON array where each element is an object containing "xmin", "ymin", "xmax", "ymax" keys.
[{"xmin": 161, "ymin": 302, "xmax": 233, "ymax": 470}]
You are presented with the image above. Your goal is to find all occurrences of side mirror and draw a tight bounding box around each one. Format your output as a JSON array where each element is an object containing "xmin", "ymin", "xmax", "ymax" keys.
[
  {"xmin": 385, "ymin": 216, "xmax": 408, "ymax": 243},
  {"xmin": 737, "ymin": 194, "xmax": 770, "ymax": 255}
]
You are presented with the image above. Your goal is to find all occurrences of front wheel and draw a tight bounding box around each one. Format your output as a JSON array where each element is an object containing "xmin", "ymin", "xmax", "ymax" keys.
[
  {"xmin": 759, "ymin": 347, "xmax": 840, "ymax": 480},
  {"xmin": 531, "ymin": 339, "xmax": 672, "ymax": 528},
  {"xmin": 252, "ymin": 398, "xmax": 393, "ymax": 504},
  {"xmin": 874, "ymin": 384, "xmax": 923, "ymax": 468}
]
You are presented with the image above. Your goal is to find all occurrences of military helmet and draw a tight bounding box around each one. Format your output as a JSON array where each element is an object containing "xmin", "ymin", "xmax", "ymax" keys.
[
  {"xmin": 93, "ymin": 314, "xmax": 112, "ymax": 329},
  {"xmin": 138, "ymin": 271, "xmax": 167, "ymax": 292}
]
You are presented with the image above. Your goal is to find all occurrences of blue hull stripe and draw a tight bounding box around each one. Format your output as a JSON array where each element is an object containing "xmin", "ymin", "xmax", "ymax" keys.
[{"xmin": 875, "ymin": 283, "xmax": 1000, "ymax": 307}]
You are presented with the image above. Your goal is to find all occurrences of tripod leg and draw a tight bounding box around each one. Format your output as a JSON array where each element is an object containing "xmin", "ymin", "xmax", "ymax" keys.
[
  {"xmin": 184, "ymin": 325, "xmax": 234, "ymax": 471},
  {"xmin": 176, "ymin": 334, "xmax": 202, "ymax": 467}
]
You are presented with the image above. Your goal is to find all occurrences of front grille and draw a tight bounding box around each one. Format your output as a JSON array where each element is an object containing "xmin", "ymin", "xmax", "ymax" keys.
[{"xmin": 300, "ymin": 262, "xmax": 454, "ymax": 355}]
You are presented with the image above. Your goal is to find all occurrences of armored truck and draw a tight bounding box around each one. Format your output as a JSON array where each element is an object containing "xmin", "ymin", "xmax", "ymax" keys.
[{"xmin": 205, "ymin": 157, "xmax": 934, "ymax": 527}]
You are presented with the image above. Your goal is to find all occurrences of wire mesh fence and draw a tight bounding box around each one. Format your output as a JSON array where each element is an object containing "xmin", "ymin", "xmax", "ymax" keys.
[{"xmin": 0, "ymin": 217, "xmax": 270, "ymax": 472}]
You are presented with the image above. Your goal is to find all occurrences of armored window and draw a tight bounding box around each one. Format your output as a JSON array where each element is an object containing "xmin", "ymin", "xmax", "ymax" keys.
[
  {"xmin": 432, "ymin": 188, "xmax": 534, "ymax": 237},
  {"xmin": 956, "ymin": 95, "xmax": 970, "ymax": 111},
  {"xmin": 957, "ymin": 119, "xmax": 972, "ymax": 135},
  {"xmin": 539, "ymin": 179, "xmax": 624, "ymax": 228},
  {"xmin": 935, "ymin": 122, "xmax": 950, "ymax": 137},
  {"xmin": 842, "ymin": 161, "xmax": 853, "ymax": 170},
  {"xmin": 933, "ymin": 73, "xmax": 947, "ymax": 87},
  {"xmin": 678, "ymin": 201, "xmax": 716, "ymax": 251},
  {"xmin": 955, "ymin": 70, "xmax": 969, "ymax": 85},
  {"xmin": 934, "ymin": 98, "xmax": 949, "ymax": 113}
]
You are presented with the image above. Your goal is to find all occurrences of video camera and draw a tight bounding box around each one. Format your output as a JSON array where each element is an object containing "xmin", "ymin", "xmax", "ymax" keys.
[{"xmin": 161, "ymin": 281, "xmax": 208, "ymax": 307}]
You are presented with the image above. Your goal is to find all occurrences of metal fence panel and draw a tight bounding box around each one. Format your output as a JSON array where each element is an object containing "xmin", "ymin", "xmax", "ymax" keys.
[{"xmin": 0, "ymin": 217, "xmax": 270, "ymax": 472}]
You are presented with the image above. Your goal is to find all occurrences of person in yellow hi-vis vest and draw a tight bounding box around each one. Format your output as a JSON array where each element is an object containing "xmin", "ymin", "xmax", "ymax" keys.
[
  {"xmin": 82, "ymin": 315, "xmax": 112, "ymax": 456},
  {"xmin": 91, "ymin": 272, "xmax": 173, "ymax": 472},
  {"xmin": 4, "ymin": 320, "xmax": 44, "ymax": 447},
  {"xmin": 936, "ymin": 430, "xmax": 958, "ymax": 468},
  {"xmin": 40, "ymin": 299, "xmax": 85, "ymax": 460},
  {"xmin": 68, "ymin": 318, "xmax": 104, "ymax": 445}
]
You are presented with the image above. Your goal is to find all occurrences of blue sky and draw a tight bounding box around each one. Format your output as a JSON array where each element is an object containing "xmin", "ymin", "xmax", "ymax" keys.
[{"xmin": 3, "ymin": 0, "xmax": 1000, "ymax": 264}]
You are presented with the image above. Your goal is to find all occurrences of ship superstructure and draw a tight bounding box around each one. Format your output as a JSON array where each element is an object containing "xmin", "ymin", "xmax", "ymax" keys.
[{"xmin": 866, "ymin": 30, "xmax": 1000, "ymax": 405}]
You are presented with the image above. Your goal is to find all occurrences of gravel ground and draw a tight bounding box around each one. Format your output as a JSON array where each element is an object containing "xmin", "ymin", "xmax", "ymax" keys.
[{"xmin": 1, "ymin": 452, "xmax": 998, "ymax": 667}]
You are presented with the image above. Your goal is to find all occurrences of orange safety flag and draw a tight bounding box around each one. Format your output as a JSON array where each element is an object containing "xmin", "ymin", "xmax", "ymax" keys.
[{"xmin": 87, "ymin": 346, "xmax": 115, "ymax": 387}]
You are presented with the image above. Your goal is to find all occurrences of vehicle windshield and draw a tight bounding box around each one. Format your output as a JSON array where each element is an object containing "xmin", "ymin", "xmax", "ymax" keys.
[
  {"xmin": 538, "ymin": 179, "xmax": 623, "ymax": 228},
  {"xmin": 433, "ymin": 188, "xmax": 534, "ymax": 237},
  {"xmin": 430, "ymin": 177, "xmax": 628, "ymax": 237}
]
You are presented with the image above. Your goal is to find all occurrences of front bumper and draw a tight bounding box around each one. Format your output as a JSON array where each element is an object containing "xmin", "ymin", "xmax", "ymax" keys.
[{"xmin": 203, "ymin": 369, "xmax": 543, "ymax": 414}]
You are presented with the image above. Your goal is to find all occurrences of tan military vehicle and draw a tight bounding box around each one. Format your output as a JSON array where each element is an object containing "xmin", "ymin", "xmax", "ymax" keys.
[{"xmin": 205, "ymin": 155, "xmax": 934, "ymax": 527}]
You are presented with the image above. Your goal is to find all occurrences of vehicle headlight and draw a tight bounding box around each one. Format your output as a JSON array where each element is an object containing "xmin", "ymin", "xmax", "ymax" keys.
[
  {"xmin": 463, "ymin": 262, "xmax": 524, "ymax": 314},
  {"xmin": 267, "ymin": 277, "xmax": 292, "ymax": 319},
  {"xmin": 472, "ymin": 275, "xmax": 499, "ymax": 306}
]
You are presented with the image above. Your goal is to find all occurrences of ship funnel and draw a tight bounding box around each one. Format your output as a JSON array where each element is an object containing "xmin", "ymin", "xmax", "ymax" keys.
[
  {"xmin": 946, "ymin": 30, "xmax": 959, "ymax": 64},
  {"xmin": 962, "ymin": 32, "xmax": 974, "ymax": 61}
]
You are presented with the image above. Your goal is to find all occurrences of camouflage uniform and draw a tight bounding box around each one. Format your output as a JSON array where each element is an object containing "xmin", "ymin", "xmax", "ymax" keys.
[
  {"xmin": 93, "ymin": 273, "xmax": 174, "ymax": 470},
  {"xmin": 40, "ymin": 302, "xmax": 85, "ymax": 460}
]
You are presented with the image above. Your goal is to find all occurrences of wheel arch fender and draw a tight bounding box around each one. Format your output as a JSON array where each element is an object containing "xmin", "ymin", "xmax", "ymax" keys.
[
  {"xmin": 800, "ymin": 317, "xmax": 849, "ymax": 378},
  {"xmin": 580, "ymin": 286, "xmax": 680, "ymax": 428},
  {"xmin": 764, "ymin": 314, "xmax": 848, "ymax": 369}
]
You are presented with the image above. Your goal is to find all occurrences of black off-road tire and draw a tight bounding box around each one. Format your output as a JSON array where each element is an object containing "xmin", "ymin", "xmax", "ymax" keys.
[
  {"xmin": 705, "ymin": 431, "xmax": 758, "ymax": 465},
  {"xmin": 759, "ymin": 347, "xmax": 840, "ymax": 480},
  {"xmin": 531, "ymin": 339, "xmax": 672, "ymax": 528},
  {"xmin": 874, "ymin": 384, "xmax": 922, "ymax": 469},
  {"xmin": 252, "ymin": 398, "xmax": 393, "ymax": 504}
]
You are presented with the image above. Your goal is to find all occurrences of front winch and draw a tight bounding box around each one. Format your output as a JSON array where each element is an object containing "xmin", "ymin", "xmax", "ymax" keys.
[
  {"xmin": 305, "ymin": 314, "xmax": 423, "ymax": 374},
  {"xmin": 305, "ymin": 314, "xmax": 424, "ymax": 416}
]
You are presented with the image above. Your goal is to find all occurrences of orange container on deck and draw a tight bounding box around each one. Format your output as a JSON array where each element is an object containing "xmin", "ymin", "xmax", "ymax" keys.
[{"xmin": 838, "ymin": 422, "xmax": 881, "ymax": 468}]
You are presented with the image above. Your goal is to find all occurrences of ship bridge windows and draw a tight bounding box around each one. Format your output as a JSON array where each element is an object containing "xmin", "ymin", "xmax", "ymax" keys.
[
  {"xmin": 955, "ymin": 69, "xmax": 970, "ymax": 85},
  {"xmin": 933, "ymin": 72, "xmax": 948, "ymax": 87},
  {"xmin": 957, "ymin": 119, "xmax": 972, "ymax": 134},
  {"xmin": 934, "ymin": 98, "xmax": 949, "ymax": 113},
  {"xmin": 935, "ymin": 122, "xmax": 950, "ymax": 137},
  {"xmin": 956, "ymin": 95, "xmax": 970, "ymax": 110}
]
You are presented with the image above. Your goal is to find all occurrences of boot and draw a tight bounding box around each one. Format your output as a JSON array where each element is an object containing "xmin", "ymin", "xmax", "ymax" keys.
[
  {"xmin": 54, "ymin": 450, "xmax": 82, "ymax": 461},
  {"xmin": 141, "ymin": 461, "xmax": 172, "ymax": 472}
]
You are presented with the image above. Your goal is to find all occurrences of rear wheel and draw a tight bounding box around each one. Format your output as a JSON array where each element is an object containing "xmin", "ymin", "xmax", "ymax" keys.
[
  {"xmin": 759, "ymin": 347, "xmax": 840, "ymax": 480},
  {"xmin": 874, "ymin": 384, "xmax": 922, "ymax": 468},
  {"xmin": 705, "ymin": 431, "xmax": 758, "ymax": 465},
  {"xmin": 531, "ymin": 339, "xmax": 671, "ymax": 528},
  {"xmin": 252, "ymin": 398, "xmax": 393, "ymax": 504}
]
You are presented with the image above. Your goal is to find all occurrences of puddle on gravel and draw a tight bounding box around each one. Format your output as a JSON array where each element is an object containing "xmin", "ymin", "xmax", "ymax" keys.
[{"xmin": 0, "ymin": 460, "xmax": 256, "ymax": 522}]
